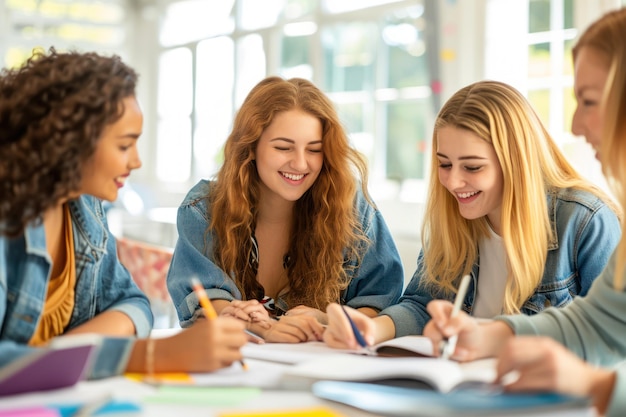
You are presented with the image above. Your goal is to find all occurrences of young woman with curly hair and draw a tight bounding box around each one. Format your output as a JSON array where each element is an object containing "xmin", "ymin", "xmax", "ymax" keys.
[
  {"xmin": 0, "ymin": 49, "xmax": 247, "ymax": 378},
  {"xmin": 324, "ymin": 80, "xmax": 620, "ymax": 347},
  {"xmin": 167, "ymin": 76, "xmax": 404, "ymax": 343}
]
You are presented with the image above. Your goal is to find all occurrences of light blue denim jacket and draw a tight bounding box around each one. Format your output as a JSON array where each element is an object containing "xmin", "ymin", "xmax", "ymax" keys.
[
  {"xmin": 383, "ymin": 187, "xmax": 621, "ymax": 337},
  {"xmin": 0, "ymin": 195, "xmax": 152, "ymax": 378},
  {"xmin": 167, "ymin": 180, "xmax": 404, "ymax": 327}
]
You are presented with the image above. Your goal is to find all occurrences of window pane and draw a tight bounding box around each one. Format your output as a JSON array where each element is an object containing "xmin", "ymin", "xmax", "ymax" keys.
[
  {"xmin": 322, "ymin": 22, "xmax": 377, "ymax": 92},
  {"xmin": 323, "ymin": 0, "xmax": 402, "ymax": 14},
  {"xmin": 195, "ymin": 37, "xmax": 235, "ymax": 179},
  {"xmin": 239, "ymin": 0, "xmax": 284, "ymax": 30},
  {"xmin": 284, "ymin": 0, "xmax": 317, "ymax": 18},
  {"xmin": 528, "ymin": 42, "xmax": 551, "ymax": 77},
  {"xmin": 528, "ymin": 89, "xmax": 550, "ymax": 128},
  {"xmin": 157, "ymin": 48, "xmax": 193, "ymax": 117},
  {"xmin": 160, "ymin": 0, "xmax": 234, "ymax": 46},
  {"xmin": 563, "ymin": 38, "xmax": 574, "ymax": 75},
  {"xmin": 157, "ymin": 118, "xmax": 192, "ymax": 183},
  {"xmin": 386, "ymin": 100, "xmax": 430, "ymax": 180},
  {"xmin": 563, "ymin": 0, "xmax": 574, "ymax": 29},
  {"xmin": 235, "ymin": 34, "xmax": 266, "ymax": 107},
  {"xmin": 563, "ymin": 86, "xmax": 575, "ymax": 134},
  {"xmin": 281, "ymin": 34, "xmax": 313, "ymax": 79},
  {"xmin": 529, "ymin": 0, "xmax": 550, "ymax": 33}
]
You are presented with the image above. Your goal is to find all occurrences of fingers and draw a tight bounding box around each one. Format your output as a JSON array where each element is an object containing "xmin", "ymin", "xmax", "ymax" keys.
[
  {"xmin": 496, "ymin": 337, "xmax": 565, "ymax": 393},
  {"xmin": 264, "ymin": 316, "xmax": 326, "ymax": 343},
  {"xmin": 285, "ymin": 305, "xmax": 328, "ymax": 324},
  {"xmin": 221, "ymin": 300, "xmax": 271, "ymax": 324},
  {"xmin": 323, "ymin": 303, "xmax": 374, "ymax": 349}
]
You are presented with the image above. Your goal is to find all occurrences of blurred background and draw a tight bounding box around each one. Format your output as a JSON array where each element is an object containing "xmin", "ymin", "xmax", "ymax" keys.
[{"xmin": 1, "ymin": 0, "xmax": 624, "ymax": 290}]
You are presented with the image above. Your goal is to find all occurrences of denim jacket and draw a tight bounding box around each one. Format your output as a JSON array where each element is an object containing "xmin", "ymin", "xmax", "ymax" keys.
[
  {"xmin": 383, "ymin": 187, "xmax": 621, "ymax": 337},
  {"xmin": 167, "ymin": 180, "xmax": 404, "ymax": 327},
  {"xmin": 0, "ymin": 195, "xmax": 152, "ymax": 378}
]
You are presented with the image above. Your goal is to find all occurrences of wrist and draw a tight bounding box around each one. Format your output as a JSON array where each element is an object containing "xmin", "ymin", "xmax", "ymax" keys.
[
  {"xmin": 587, "ymin": 368, "xmax": 616, "ymax": 415},
  {"xmin": 482, "ymin": 321, "xmax": 514, "ymax": 357}
]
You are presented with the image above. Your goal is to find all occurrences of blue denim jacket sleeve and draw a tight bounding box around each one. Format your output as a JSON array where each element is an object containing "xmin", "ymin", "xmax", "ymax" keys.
[
  {"xmin": 379, "ymin": 250, "xmax": 435, "ymax": 337},
  {"xmin": 342, "ymin": 190, "xmax": 404, "ymax": 312},
  {"xmin": 166, "ymin": 180, "xmax": 240, "ymax": 327}
]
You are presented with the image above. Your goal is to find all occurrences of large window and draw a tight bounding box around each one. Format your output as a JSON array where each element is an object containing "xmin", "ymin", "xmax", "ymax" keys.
[
  {"xmin": 0, "ymin": 0, "xmax": 129, "ymax": 68},
  {"xmin": 155, "ymin": 0, "xmax": 436, "ymax": 190},
  {"xmin": 484, "ymin": 0, "xmax": 620, "ymax": 190}
]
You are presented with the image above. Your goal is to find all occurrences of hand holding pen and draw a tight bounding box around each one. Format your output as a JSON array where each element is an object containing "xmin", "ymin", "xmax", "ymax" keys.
[
  {"xmin": 436, "ymin": 274, "xmax": 470, "ymax": 360},
  {"xmin": 191, "ymin": 277, "xmax": 249, "ymax": 370},
  {"xmin": 322, "ymin": 303, "xmax": 376, "ymax": 351}
]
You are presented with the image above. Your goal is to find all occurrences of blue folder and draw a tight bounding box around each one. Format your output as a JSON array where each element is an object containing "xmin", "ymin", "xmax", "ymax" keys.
[{"xmin": 312, "ymin": 381, "xmax": 592, "ymax": 416}]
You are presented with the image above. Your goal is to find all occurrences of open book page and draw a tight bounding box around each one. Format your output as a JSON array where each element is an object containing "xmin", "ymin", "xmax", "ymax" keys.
[
  {"xmin": 242, "ymin": 341, "xmax": 354, "ymax": 365},
  {"xmin": 371, "ymin": 335, "xmax": 434, "ymax": 357},
  {"xmin": 280, "ymin": 354, "xmax": 497, "ymax": 393},
  {"xmin": 242, "ymin": 336, "xmax": 436, "ymax": 365}
]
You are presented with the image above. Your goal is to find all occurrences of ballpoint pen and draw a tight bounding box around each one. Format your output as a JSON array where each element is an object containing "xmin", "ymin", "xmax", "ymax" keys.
[
  {"xmin": 341, "ymin": 305, "xmax": 375, "ymax": 355},
  {"xmin": 439, "ymin": 274, "xmax": 471, "ymax": 360},
  {"xmin": 191, "ymin": 277, "xmax": 249, "ymax": 371}
]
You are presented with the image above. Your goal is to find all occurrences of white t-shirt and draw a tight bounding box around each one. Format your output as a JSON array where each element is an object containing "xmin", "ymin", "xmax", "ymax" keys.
[{"xmin": 473, "ymin": 227, "xmax": 508, "ymax": 318}]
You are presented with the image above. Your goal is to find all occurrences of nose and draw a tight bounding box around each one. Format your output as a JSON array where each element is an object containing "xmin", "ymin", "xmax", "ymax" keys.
[
  {"xmin": 129, "ymin": 147, "xmax": 142, "ymax": 171},
  {"xmin": 571, "ymin": 105, "xmax": 583, "ymax": 138},
  {"xmin": 441, "ymin": 167, "xmax": 466, "ymax": 190},
  {"xmin": 290, "ymin": 149, "xmax": 307, "ymax": 171}
]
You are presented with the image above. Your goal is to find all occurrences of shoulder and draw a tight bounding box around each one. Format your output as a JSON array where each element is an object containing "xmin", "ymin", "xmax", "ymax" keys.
[
  {"xmin": 549, "ymin": 187, "xmax": 612, "ymax": 214},
  {"xmin": 353, "ymin": 186, "xmax": 377, "ymax": 217},
  {"xmin": 69, "ymin": 195, "xmax": 106, "ymax": 222},
  {"xmin": 180, "ymin": 179, "xmax": 213, "ymax": 209}
]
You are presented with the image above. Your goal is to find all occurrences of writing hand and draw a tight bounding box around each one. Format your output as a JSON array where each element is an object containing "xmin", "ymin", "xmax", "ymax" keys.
[
  {"xmin": 323, "ymin": 303, "xmax": 375, "ymax": 350},
  {"xmin": 425, "ymin": 300, "xmax": 514, "ymax": 361}
]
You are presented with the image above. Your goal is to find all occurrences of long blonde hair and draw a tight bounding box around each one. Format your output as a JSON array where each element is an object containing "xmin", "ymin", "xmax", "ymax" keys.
[
  {"xmin": 421, "ymin": 80, "xmax": 613, "ymax": 313},
  {"xmin": 595, "ymin": 8, "xmax": 626, "ymax": 289},
  {"xmin": 209, "ymin": 76, "xmax": 370, "ymax": 309}
]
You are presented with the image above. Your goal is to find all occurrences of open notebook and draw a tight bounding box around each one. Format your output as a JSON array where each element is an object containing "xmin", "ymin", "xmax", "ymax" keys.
[
  {"xmin": 280, "ymin": 353, "xmax": 498, "ymax": 392},
  {"xmin": 242, "ymin": 335, "xmax": 434, "ymax": 365}
]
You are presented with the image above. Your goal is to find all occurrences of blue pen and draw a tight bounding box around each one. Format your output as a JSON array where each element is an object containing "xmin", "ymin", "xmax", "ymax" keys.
[{"xmin": 341, "ymin": 305, "xmax": 371, "ymax": 352}]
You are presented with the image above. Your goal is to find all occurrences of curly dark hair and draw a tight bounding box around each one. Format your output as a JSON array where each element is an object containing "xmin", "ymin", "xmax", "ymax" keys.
[{"xmin": 0, "ymin": 48, "xmax": 138, "ymax": 237}]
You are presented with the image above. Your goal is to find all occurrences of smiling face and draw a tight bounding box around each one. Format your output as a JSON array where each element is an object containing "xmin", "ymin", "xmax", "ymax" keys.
[
  {"xmin": 254, "ymin": 109, "xmax": 324, "ymax": 205},
  {"xmin": 437, "ymin": 126, "xmax": 505, "ymax": 234},
  {"xmin": 571, "ymin": 46, "xmax": 610, "ymax": 161},
  {"xmin": 78, "ymin": 96, "xmax": 143, "ymax": 202}
]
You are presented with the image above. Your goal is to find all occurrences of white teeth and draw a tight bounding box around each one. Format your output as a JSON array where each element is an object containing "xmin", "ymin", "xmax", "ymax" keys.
[
  {"xmin": 116, "ymin": 176, "xmax": 127, "ymax": 185},
  {"xmin": 282, "ymin": 172, "xmax": 305, "ymax": 181},
  {"xmin": 458, "ymin": 191, "xmax": 478, "ymax": 199}
]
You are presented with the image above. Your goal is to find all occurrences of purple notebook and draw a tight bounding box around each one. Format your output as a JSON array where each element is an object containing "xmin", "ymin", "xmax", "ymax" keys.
[{"xmin": 0, "ymin": 335, "xmax": 100, "ymax": 396}]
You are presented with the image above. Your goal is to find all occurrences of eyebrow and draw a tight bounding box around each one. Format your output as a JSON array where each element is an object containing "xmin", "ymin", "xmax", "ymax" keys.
[
  {"xmin": 117, "ymin": 133, "xmax": 142, "ymax": 139},
  {"xmin": 270, "ymin": 137, "xmax": 322, "ymax": 145},
  {"xmin": 436, "ymin": 152, "xmax": 488, "ymax": 160}
]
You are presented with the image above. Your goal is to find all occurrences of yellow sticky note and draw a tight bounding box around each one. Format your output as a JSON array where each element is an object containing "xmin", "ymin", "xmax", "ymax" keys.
[
  {"xmin": 124, "ymin": 372, "xmax": 193, "ymax": 384},
  {"xmin": 218, "ymin": 407, "xmax": 346, "ymax": 417}
]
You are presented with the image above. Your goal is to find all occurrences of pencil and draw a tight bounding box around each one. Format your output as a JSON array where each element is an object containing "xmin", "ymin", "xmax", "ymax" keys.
[{"xmin": 190, "ymin": 277, "xmax": 248, "ymax": 371}]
